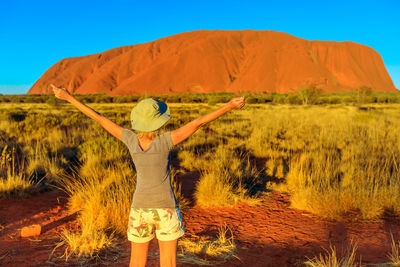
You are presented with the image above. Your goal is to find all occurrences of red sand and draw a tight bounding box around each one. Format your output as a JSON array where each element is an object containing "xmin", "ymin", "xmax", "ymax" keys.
[
  {"xmin": 1, "ymin": 189, "xmax": 399, "ymax": 266},
  {"xmin": 28, "ymin": 30, "xmax": 397, "ymax": 96}
]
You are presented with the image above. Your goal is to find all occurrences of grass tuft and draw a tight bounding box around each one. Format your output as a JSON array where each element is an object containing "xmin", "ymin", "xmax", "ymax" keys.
[
  {"xmin": 304, "ymin": 242, "xmax": 360, "ymax": 267},
  {"xmin": 55, "ymin": 225, "xmax": 116, "ymax": 260},
  {"xmin": 178, "ymin": 225, "xmax": 237, "ymax": 265},
  {"xmin": 0, "ymin": 171, "xmax": 38, "ymax": 198},
  {"xmin": 388, "ymin": 234, "xmax": 400, "ymax": 266}
]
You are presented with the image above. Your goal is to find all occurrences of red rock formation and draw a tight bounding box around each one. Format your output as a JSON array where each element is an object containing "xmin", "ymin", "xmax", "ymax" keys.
[{"xmin": 28, "ymin": 30, "xmax": 397, "ymax": 95}]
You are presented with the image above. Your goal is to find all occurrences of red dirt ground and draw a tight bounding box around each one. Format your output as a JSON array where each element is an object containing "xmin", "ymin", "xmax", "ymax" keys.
[{"xmin": 1, "ymin": 188, "xmax": 399, "ymax": 266}]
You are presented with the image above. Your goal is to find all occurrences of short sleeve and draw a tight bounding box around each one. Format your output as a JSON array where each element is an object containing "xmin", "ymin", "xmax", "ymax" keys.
[
  {"xmin": 160, "ymin": 131, "xmax": 174, "ymax": 151},
  {"xmin": 121, "ymin": 128, "xmax": 137, "ymax": 148}
]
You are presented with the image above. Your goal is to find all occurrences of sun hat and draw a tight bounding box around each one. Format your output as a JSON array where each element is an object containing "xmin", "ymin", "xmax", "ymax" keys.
[{"xmin": 130, "ymin": 98, "xmax": 170, "ymax": 132}]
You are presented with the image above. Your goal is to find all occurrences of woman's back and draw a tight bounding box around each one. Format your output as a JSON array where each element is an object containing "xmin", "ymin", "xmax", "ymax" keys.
[{"xmin": 121, "ymin": 129, "xmax": 176, "ymax": 208}]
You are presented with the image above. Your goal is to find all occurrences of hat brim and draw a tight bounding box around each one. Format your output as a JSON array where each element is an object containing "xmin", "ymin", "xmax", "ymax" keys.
[{"xmin": 131, "ymin": 111, "xmax": 171, "ymax": 132}]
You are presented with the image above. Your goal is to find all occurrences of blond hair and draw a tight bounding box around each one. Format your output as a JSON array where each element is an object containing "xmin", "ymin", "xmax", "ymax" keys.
[{"xmin": 136, "ymin": 130, "xmax": 158, "ymax": 139}]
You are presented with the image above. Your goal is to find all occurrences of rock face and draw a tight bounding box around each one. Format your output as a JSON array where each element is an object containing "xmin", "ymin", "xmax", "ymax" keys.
[{"xmin": 28, "ymin": 30, "xmax": 397, "ymax": 95}]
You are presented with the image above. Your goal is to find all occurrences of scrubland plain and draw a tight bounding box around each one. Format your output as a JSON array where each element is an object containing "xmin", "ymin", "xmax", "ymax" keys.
[{"xmin": 1, "ymin": 100, "xmax": 400, "ymax": 265}]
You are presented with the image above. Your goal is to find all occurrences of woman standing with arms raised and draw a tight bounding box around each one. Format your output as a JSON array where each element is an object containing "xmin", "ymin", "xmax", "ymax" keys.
[{"xmin": 51, "ymin": 84, "xmax": 245, "ymax": 267}]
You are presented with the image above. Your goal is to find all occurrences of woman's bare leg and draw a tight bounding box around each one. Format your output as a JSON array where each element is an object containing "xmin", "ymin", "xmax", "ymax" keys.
[
  {"xmin": 158, "ymin": 239, "xmax": 177, "ymax": 267},
  {"xmin": 130, "ymin": 241, "xmax": 150, "ymax": 267}
]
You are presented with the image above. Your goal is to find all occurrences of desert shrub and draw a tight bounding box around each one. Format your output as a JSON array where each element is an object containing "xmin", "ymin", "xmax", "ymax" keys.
[
  {"xmin": 357, "ymin": 85, "xmax": 373, "ymax": 105},
  {"xmin": 272, "ymin": 94, "xmax": 287, "ymax": 104},
  {"xmin": 253, "ymin": 94, "xmax": 273, "ymax": 103},
  {"xmin": 320, "ymin": 95, "xmax": 341, "ymax": 104},
  {"xmin": 95, "ymin": 95, "xmax": 113, "ymax": 103},
  {"xmin": 164, "ymin": 94, "xmax": 180, "ymax": 103},
  {"xmin": 388, "ymin": 95, "xmax": 400, "ymax": 103},
  {"xmin": 376, "ymin": 95, "xmax": 389, "ymax": 103},
  {"xmin": 365, "ymin": 95, "xmax": 377, "ymax": 103},
  {"xmin": 207, "ymin": 97, "xmax": 219, "ymax": 106},
  {"xmin": 45, "ymin": 96, "xmax": 58, "ymax": 106},
  {"xmin": 286, "ymin": 94, "xmax": 301, "ymax": 104},
  {"xmin": 298, "ymin": 84, "xmax": 324, "ymax": 105},
  {"xmin": 114, "ymin": 95, "xmax": 139, "ymax": 103},
  {"xmin": 0, "ymin": 97, "xmax": 10, "ymax": 103},
  {"xmin": 180, "ymin": 95, "xmax": 194, "ymax": 103},
  {"xmin": 207, "ymin": 95, "xmax": 232, "ymax": 104},
  {"xmin": 246, "ymin": 96, "xmax": 258, "ymax": 104}
]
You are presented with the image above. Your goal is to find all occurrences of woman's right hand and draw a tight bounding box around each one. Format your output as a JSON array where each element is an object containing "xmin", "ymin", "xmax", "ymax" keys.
[
  {"xmin": 50, "ymin": 84, "xmax": 72, "ymax": 101},
  {"xmin": 228, "ymin": 96, "xmax": 245, "ymax": 109}
]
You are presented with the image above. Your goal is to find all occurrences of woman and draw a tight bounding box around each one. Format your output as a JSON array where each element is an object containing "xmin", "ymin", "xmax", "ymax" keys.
[{"xmin": 51, "ymin": 84, "xmax": 245, "ymax": 267}]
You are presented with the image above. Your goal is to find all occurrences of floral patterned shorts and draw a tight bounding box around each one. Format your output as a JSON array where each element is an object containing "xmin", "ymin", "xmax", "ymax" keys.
[{"xmin": 127, "ymin": 207, "xmax": 185, "ymax": 243}]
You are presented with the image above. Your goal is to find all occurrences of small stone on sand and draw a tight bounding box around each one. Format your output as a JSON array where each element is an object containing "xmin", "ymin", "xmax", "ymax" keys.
[{"xmin": 21, "ymin": 224, "xmax": 41, "ymax": 237}]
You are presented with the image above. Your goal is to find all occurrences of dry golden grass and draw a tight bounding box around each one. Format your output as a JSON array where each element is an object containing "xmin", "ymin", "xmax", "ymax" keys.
[
  {"xmin": 191, "ymin": 146, "xmax": 261, "ymax": 207},
  {"xmin": 2, "ymin": 102, "xmax": 400, "ymax": 259},
  {"xmin": 55, "ymin": 225, "xmax": 116, "ymax": 260},
  {"xmin": 178, "ymin": 225, "xmax": 237, "ymax": 265},
  {"xmin": 304, "ymin": 242, "xmax": 360, "ymax": 267},
  {"xmin": 26, "ymin": 144, "xmax": 64, "ymax": 184},
  {"xmin": 0, "ymin": 145, "xmax": 39, "ymax": 197},
  {"xmin": 245, "ymin": 105, "xmax": 400, "ymax": 220},
  {"xmin": 388, "ymin": 234, "xmax": 400, "ymax": 266},
  {"xmin": 54, "ymin": 162, "xmax": 135, "ymax": 258},
  {"xmin": 59, "ymin": 163, "xmax": 136, "ymax": 230},
  {"xmin": 0, "ymin": 171, "xmax": 37, "ymax": 198}
]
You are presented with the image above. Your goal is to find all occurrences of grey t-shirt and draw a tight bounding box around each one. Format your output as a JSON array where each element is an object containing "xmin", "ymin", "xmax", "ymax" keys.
[{"xmin": 121, "ymin": 129, "xmax": 177, "ymax": 208}]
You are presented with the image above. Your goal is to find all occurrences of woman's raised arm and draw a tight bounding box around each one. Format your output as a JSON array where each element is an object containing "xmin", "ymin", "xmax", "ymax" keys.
[
  {"xmin": 51, "ymin": 84, "xmax": 123, "ymax": 140},
  {"xmin": 171, "ymin": 96, "xmax": 245, "ymax": 145}
]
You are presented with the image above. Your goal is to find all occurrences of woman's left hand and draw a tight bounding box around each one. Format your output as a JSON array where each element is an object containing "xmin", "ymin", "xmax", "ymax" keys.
[{"xmin": 50, "ymin": 84, "xmax": 72, "ymax": 101}]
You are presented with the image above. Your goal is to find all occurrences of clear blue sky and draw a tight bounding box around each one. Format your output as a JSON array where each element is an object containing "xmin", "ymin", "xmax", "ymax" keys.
[{"xmin": 1, "ymin": 0, "xmax": 399, "ymax": 94}]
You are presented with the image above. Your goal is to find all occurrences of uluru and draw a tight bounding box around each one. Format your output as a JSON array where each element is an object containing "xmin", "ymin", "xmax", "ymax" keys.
[{"xmin": 28, "ymin": 30, "xmax": 397, "ymax": 95}]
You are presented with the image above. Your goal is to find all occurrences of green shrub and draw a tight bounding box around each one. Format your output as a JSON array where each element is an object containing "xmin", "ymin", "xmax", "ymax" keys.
[
  {"xmin": 272, "ymin": 95, "xmax": 287, "ymax": 104},
  {"xmin": 298, "ymin": 84, "xmax": 324, "ymax": 105},
  {"xmin": 376, "ymin": 95, "xmax": 389, "ymax": 103},
  {"xmin": 341, "ymin": 95, "xmax": 356, "ymax": 104},
  {"xmin": 326, "ymin": 96, "xmax": 341, "ymax": 104},
  {"xmin": 246, "ymin": 96, "xmax": 258, "ymax": 104},
  {"xmin": 357, "ymin": 85, "xmax": 373, "ymax": 105},
  {"xmin": 207, "ymin": 97, "xmax": 218, "ymax": 106},
  {"xmin": 286, "ymin": 94, "xmax": 301, "ymax": 104}
]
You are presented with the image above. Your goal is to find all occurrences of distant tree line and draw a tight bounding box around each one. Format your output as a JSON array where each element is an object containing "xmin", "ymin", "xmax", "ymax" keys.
[{"xmin": 0, "ymin": 86, "xmax": 399, "ymax": 105}]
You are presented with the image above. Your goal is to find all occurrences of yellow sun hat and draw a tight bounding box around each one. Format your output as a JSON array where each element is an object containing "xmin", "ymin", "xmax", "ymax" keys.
[{"xmin": 130, "ymin": 98, "xmax": 170, "ymax": 132}]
